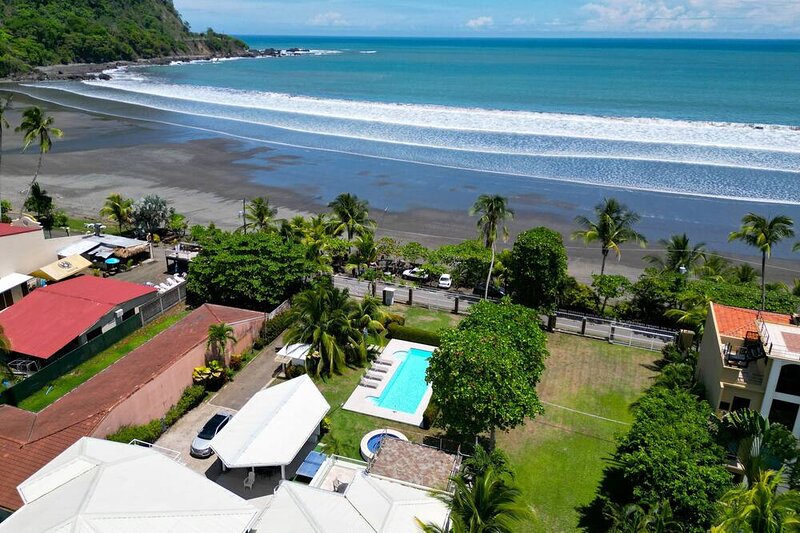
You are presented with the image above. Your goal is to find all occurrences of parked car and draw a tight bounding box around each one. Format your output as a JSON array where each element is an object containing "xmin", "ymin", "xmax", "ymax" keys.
[
  {"xmin": 190, "ymin": 412, "xmax": 232, "ymax": 458},
  {"xmin": 473, "ymin": 282, "xmax": 506, "ymax": 299},
  {"xmin": 402, "ymin": 267, "xmax": 429, "ymax": 282},
  {"xmin": 438, "ymin": 274, "xmax": 452, "ymax": 289}
]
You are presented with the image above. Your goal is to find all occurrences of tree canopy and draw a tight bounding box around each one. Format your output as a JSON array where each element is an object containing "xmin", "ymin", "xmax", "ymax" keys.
[
  {"xmin": 426, "ymin": 299, "xmax": 548, "ymax": 442},
  {"xmin": 187, "ymin": 231, "xmax": 315, "ymax": 311},
  {"xmin": 508, "ymin": 227, "xmax": 568, "ymax": 313}
]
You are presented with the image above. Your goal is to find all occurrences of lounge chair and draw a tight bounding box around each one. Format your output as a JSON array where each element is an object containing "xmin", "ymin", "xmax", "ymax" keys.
[
  {"xmin": 359, "ymin": 378, "xmax": 379, "ymax": 389},
  {"xmin": 369, "ymin": 364, "xmax": 388, "ymax": 373},
  {"xmin": 374, "ymin": 358, "xmax": 394, "ymax": 367},
  {"xmin": 365, "ymin": 371, "xmax": 384, "ymax": 381}
]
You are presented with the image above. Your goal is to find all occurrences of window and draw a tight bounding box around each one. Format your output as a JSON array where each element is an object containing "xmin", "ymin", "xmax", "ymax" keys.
[
  {"xmin": 776, "ymin": 364, "xmax": 800, "ymax": 396},
  {"xmin": 0, "ymin": 290, "xmax": 11, "ymax": 311},
  {"xmin": 719, "ymin": 401, "xmax": 731, "ymax": 411},
  {"xmin": 731, "ymin": 397, "xmax": 751, "ymax": 411},
  {"xmin": 768, "ymin": 399, "xmax": 799, "ymax": 430}
]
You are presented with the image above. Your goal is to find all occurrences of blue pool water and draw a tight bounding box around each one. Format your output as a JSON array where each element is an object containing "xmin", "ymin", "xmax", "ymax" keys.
[
  {"xmin": 367, "ymin": 434, "xmax": 398, "ymax": 453},
  {"xmin": 372, "ymin": 348, "xmax": 433, "ymax": 414}
]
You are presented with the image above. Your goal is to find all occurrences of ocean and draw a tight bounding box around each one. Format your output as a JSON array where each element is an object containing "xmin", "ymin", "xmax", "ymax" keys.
[{"xmin": 12, "ymin": 37, "xmax": 800, "ymax": 254}]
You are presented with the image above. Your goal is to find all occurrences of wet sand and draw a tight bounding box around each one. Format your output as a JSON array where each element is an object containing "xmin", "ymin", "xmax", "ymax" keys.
[{"xmin": 1, "ymin": 92, "xmax": 798, "ymax": 284}]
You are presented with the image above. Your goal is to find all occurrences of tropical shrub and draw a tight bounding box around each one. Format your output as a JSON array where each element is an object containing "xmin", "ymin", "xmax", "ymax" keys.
[
  {"xmin": 259, "ymin": 311, "xmax": 295, "ymax": 347},
  {"xmin": 508, "ymin": 227, "xmax": 569, "ymax": 313},
  {"xmin": 421, "ymin": 402, "xmax": 440, "ymax": 430},
  {"xmin": 386, "ymin": 323, "xmax": 441, "ymax": 346},
  {"xmin": 192, "ymin": 360, "xmax": 226, "ymax": 391}
]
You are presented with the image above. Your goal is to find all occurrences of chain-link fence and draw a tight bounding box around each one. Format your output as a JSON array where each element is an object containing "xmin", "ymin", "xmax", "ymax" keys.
[{"xmin": 139, "ymin": 284, "xmax": 187, "ymax": 325}]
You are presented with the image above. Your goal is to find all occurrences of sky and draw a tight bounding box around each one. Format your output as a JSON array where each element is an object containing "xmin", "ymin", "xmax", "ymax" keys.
[{"xmin": 173, "ymin": 0, "xmax": 800, "ymax": 38}]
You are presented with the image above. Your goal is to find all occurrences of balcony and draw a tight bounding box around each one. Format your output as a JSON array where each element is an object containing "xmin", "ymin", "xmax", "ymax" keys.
[{"xmin": 724, "ymin": 331, "xmax": 766, "ymax": 369}]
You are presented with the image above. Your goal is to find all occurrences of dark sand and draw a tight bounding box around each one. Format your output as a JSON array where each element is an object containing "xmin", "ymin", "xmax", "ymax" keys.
[{"xmin": 2, "ymin": 92, "xmax": 798, "ymax": 284}]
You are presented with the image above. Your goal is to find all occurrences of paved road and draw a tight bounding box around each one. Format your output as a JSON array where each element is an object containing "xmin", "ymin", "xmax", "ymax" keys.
[{"xmin": 333, "ymin": 275, "xmax": 481, "ymax": 315}]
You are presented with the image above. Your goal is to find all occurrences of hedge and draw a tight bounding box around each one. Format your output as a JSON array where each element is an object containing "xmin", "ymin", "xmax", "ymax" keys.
[
  {"xmin": 107, "ymin": 384, "xmax": 207, "ymax": 444},
  {"xmin": 387, "ymin": 323, "xmax": 441, "ymax": 346},
  {"xmin": 255, "ymin": 311, "xmax": 295, "ymax": 350}
]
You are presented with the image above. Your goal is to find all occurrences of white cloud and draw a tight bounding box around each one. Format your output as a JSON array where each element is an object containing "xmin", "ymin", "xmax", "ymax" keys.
[
  {"xmin": 582, "ymin": 0, "xmax": 715, "ymax": 31},
  {"xmin": 307, "ymin": 11, "xmax": 350, "ymax": 27},
  {"xmin": 466, "ymin": 16, "xmax": 494, "ymax": 30},
  {"xmin": 511, "ymin": 16, "xmax": 536, "ymax": 26}
]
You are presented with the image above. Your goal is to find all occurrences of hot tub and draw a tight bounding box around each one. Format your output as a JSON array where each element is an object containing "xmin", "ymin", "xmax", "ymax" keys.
[{"xmin": 360, "ymin": 428, "xmax": 408, "ymax": 461}]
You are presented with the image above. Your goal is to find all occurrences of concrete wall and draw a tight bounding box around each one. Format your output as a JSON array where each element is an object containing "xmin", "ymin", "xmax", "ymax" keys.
[
  {"xmin": 91, "ymin": 317, "xmax": 264, "ymax": 438},
  {"xmin": 697, "ymin": 305, "xmax": 725, "ymax": 409},
  {"xmin": 0, "ymin": 231, "xmax": 83, "ymax": 278}
]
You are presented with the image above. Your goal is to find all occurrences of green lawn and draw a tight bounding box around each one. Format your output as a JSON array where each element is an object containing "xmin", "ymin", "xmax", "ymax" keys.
[
  {"xmin": 18, "ymin": 308, "xmax": 190, "ymax": 412},
  {"xmin": 498, "ymin": 333, "xmax": 659, "ymax": 532},
  {"xmin": 390, "ymin": 304, "xmax": 462, "ymax": 332}
]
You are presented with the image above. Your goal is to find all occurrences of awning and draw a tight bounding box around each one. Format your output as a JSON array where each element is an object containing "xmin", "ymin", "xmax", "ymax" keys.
[
  {"xmin": 31, "ymin": 255, "xmax": 92, "ymax": 282},
  {"xmin": 90, "ymin": 246, "xmax": 115, "ymax": 259},
  {"xmin": 0, "ymin": 273, "xmax": 32, "ymax": 294},
  {"xmin": 210, "ymin": 375, "xmax": 330, "ymax": 469},
  {"xmin": 275, "ymin": 343, "xmax": 311, "ymax": 364}
]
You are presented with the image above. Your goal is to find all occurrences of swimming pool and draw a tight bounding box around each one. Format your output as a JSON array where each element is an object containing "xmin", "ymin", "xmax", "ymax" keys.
[{"xmin": 371, "ymin": 347, "xmax": 433, "ymax": 414}]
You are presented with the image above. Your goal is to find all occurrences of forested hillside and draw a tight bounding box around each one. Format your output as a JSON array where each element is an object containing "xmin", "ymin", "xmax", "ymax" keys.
[{"xmin": 0, "ymin": 0, "xmax": 247, "ymax": 76}]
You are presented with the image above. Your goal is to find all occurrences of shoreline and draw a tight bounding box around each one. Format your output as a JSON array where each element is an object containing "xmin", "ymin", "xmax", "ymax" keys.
[{"xmin": 2, "ymin": 91, "xmax": 799, "ymax": 285}]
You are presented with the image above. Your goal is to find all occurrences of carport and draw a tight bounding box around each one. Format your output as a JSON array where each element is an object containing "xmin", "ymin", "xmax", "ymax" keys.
[{"xmin": 210, "ymin": 375, "xmax": 330, "ymax": 480}]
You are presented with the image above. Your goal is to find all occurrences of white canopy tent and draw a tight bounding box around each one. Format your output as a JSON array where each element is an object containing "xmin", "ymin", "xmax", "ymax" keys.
[
  {"xmin": 0, "ymin": 437, "xmax": 259, "ymax": 533},
  {"xmin": 258, "ymin": 472, "xmax": 450, "ymax": 532},
  {"xmin": 210, "ymin": 374, "xmax": 330, "ymax": 478}
]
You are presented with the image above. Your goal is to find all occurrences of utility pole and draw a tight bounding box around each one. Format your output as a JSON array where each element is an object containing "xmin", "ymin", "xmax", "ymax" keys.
[{"xmin": 241, "ymin": 198, "xmax": 247, "ymax": 234}]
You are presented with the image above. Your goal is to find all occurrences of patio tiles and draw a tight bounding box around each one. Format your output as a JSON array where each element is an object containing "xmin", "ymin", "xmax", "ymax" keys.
[{"xmin": 367, "ymin": 438, "xmax": 460, "ymax": 491}]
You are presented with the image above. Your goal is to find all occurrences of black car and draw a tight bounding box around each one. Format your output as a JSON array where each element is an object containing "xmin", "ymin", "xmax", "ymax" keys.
[
  {"xmin": 190, "ymin": 412, "xmax": 232, "ymax": 458},
  {"xmin": 473, "ymin": 282, "xmax": 506, "ymax": 299}
]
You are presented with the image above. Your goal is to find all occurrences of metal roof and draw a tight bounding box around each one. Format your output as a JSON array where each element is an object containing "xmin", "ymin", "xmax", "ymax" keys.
[
  {"xmin": 210, "ymin": 375, "xmax": 330, "ymax": 469},
  {"xmin": 0, "ymin": 437, "xmax": 259, "ymax": 533},
  {"xmin": 0, "ymin": 273, "xmax": 32, "ymax": 295}
]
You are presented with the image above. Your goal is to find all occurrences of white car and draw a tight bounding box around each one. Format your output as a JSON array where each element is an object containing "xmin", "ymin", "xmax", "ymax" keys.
[
  {"xmin": 402, "ymin": 267, "xmax": 429, "ymax": 281},
  {"xmin": 438, "ymin": 274, "xmax": 452, "ymax": 289}
]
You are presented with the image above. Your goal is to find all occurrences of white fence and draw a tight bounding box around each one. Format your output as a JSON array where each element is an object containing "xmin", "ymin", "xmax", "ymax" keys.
[
  {"xmin": 139, "ymin": 283, "xmax": 188, "ymax": 325},
  {"xmin": 550, "ymin": 310, "xmax": 677, "ymax": 352}
]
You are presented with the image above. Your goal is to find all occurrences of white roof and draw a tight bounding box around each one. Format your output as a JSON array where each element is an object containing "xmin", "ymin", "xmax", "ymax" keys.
[
  {"xmin": 259, "ymin": 472, "xmax": 450, "ymax": 532},
  {"xmin": 277, "ymin": 343, "xmax": 312, "ymax": 359},
  {"xmin": 210, "ymin": 374, "xmax": 330, "ymax": 468},
  {"xmin": 57, "ymin": 239, "xmax": 100, "ymax": 258},
  {"xmin": 0, "ymin": 438, "xmax": 259, "ymax": 533},
  {"xmin": 0, "ymin": 273, "xmax": 32, "ymax": 294}
]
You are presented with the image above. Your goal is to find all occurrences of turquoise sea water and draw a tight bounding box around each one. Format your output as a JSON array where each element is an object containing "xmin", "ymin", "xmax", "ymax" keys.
[{"xmin": 373, "ymin": 348, "xmax": 432, "ymax": 414}]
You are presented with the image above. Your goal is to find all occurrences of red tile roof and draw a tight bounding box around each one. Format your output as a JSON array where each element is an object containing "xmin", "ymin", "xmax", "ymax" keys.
[
  {"xmin": 0, "ymin": 223, "xmax": 40, "ymax": 238},
  {"xmin": 711, "ymin": 303, "xmax": 792, "ymax": 339},
  {"xmin": 0, "ymin": 304, "xmax": 264, "ymax": 511},
  {"xmin": 0, "ymin": 277, "xmax": 156, "ymax": 360}
]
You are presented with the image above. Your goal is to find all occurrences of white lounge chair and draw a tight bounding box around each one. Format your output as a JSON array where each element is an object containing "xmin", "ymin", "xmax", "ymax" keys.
[
  {"xmin": 244, "ymin": 471, "xmax": 255, "ymax": 490},
  {"xmin": 370, "ymin": 364, "xmax": 388, "ymax": 374},
  {"xmin": 365, "ymin": 371, "xmax": 384, "ymax": 381},
  {"xmin": 374, "ymin": 358, "xmax": 394, "ymax": 367},
  {"xmin": 359, "ymin": 378, "xmax": 379, "ymax": 389}
]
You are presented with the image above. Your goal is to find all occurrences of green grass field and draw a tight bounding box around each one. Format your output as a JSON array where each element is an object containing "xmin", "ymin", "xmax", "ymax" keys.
[
  {"xmin": 390, "ymin": 304, "xmax": 462, "ymax": 332},
  {"xmin": 18, "ymin": 308, "xmax": 190, "ymax": 412},
  {"xmin": 499, "ymin": 333, "xmax": 659, "ymax": 532}
]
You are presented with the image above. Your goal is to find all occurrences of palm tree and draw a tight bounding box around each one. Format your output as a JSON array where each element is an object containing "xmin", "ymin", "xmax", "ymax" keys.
[
  {"xmin": 644, "ymin": 233, "xmax": 705, "ymax": 273},
  {"xmin": 470, "ymin": 194, "xmax": 514, "ymax": 299},
  {"xmin": 346, "ymin": 233, "xmax": 378, "ymax": 276},
  {"xmin": 713, "ymin": 470, "xmax": 800, "ymax": 533},
  {"xmin": 284, "ymin": 283, "xmax": 359, "ymax": 377},
  {"xmin": 730, "ymin": 213, "xmax": 794, "ymax": 311},
  {"xmin": 665, "ymin": 293, "xmax": 710, "ymax": 339},
  {"xmin": 572, "ymin": 198, "xmax": 647, "ymax": 276},
  {"xmin": 696, "ymin": 254, "xmax": 730, "ymax": 282},
  {"xmin": 327, "ymin": 193, "xmax": 376, "ymax": 241},
  {"xmin": 604, "ymin": 501, "xmax": 682, "ymax": 533},
  {"xmin": 728, "ymin": 264, "xmax": 759, "ymax": 285},
  {"xmin": 417, "ymin": 467, "xmax": 531, "ymax": 533},
  {"xmin": 719, "ymin": 409, "xmax": 774, "ymax": 488},
  {"xmin": 0, "ymin": 95, "xmax": 12, "ymax": 223},
  {"xmin": 15, "ymin": 107, "xmax": 63, "ymax": 208},
  {"xmin": 206, "ymin": 323, "xmax": 236, "ymax": 363},
  {"xmin": 279, "ymin": 215, "xmax": 308, "ymax": 243},
  {"xmin": 243, "ymin": 196, "xmax": 278, "ymax": 233},
  {"xmin": 99, "ymin": 193, "xmax": 133, "ymax": 234}
]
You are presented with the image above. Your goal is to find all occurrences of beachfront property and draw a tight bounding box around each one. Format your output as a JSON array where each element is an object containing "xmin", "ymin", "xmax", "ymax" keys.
[
  {"xmin": 697, "ymin": 302, "xmax": 800, "ymax": 436},
  {"xmin": 0, "ymin": 304, "xmax": 265, "ymax": 515},
  {"xmin": 0, "ymin": 276, "xmax": 157, "ymax": 363},
  {"xmin": 343, "ymin": 339, "xmax": 436, "ymax": 427}
]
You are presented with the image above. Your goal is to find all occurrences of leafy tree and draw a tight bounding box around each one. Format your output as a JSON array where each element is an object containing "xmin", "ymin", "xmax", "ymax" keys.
[
  {"xmin": 427, "ymin": 240, "xmax": 491, "ymax": 288},
  {"xmin": 604, "ymin": 501, "xmax": 682, "ymax": 533},
  {"xmin": 592, "ymin": 274, "xmax": 631, "ymax": 315},
  {"xmin": 622, "ymin": 269, "xmax": 684, "ymax": 327},
  {"xmin": 727, "ymin": 264, "xmax": 759, "ymax": 285},
  {"xmin": 99, "ymin": 192, "xmax": 133, "ymax": 234},
  {"xmin": 471, "ymin": 194, "xmax": 514, "ymax": 299},
  {"xmin": 729, "ymin": 213, "xmax": 794, "ymax": 311},
  {"xmin": 132, "ymin": 194, "xmax": 170, "ymax": 236},
  {"xmin": 0, "ymin": 95, "xmax": 11, "ymax": 221},
  {"xmin": 187, "ymin": 231, "xmax": 314, "ymax": 311},
  {"xmin": 560, "ymin": 276, "xmax": 598, "ymax": 314},
  {"xmin": 23, "ymin": 182, "xmax": 60, "ymax": 236},
  {"xmin": 427, "ymin": 300, "xmax": 548, "ymax": 445},
  {"xmin": 243, "ymin": 196, "xmax": 278, "ymax": 233},
  {"xmin": 686, "ymin": 279, "xmax": 800, "ymax": 315},
  {"xmin": 284, "ymin": 282, "xmax": 358, "ymax": 376},
  {"xmin": 15, "ymin": 106, "xmax": 62, "ymax": 206},
  {"xmin": 713, "ymin": 470, "xmax": 800, "ymax": 533},
  {"xmin": 572, "ymin": 197, "xmax": 647, "ymax": 275},
  {"xmin": 168, "ymin": 210, "xmax": 188, "ymax": 239},
  {"xmin": 400, "ymin": 241, "xmax": 428, "ymax": 265},
  {"xmin": 644, "ymin": 233, "xmax": 706, "ymax": 273},
  {"xmin": 506, "ymin": 227, "xmax": 568, "ymax": 312},
  {"xmin": 327, "ymin": 193, "xmax": 375, "ymax": 240},
  {"xmin": 418, "ymin": 467, "xmax": 532, "ymax": 533},
  {"xmin": 602, "ymin": 387, "xmax": 731, "ymax": 531},
  {"xmin": 375, "ymin": 236, "xmax": 399, "ymax": 270},
  {"xmin": 206, "ymin": 323, "xmax": 236, "ymax": 363},
  {"xmin": 0, "ymin": 323, "xmax": 10, "ymax": 354}
]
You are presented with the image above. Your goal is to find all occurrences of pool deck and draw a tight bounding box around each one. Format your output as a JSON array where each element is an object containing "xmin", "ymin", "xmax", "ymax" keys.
[{"xmin": 342, "ymin": 339, "xmax": 436, "ymax": 427}]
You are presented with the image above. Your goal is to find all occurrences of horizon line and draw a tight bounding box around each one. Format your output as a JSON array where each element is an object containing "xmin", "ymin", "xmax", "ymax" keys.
[{"xmin": 230, "ymin": 34, "xmax": 800, "ymax": 41}]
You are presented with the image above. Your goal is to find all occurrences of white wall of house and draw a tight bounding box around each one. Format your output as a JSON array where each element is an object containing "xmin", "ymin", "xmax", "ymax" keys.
[
  {"xmin": 760, "ymin": 359, "xmax": 800, "ymax": 438},
  {"xmin": 0, "ymin": 231, "xmax": 83, "ymax": 278}
]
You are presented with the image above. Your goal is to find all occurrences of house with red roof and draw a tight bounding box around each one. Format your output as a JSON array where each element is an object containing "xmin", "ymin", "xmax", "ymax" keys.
[
  {"xmin": 698, "ymin": 302, "xmax": 800, "ymax": 437},
  {"xmin": 0, "ymin": 276, "xmax": 157, "ymax": 362},
  {"xmin": 0, "ymin": 303, "xmax": 265, "ymax": 514}
]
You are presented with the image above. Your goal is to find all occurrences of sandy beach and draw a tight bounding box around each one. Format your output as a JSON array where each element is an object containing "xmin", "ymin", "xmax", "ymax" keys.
[{"xmin": 2, "ymin": 91, "xmax": 798, "ymax": 285}]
